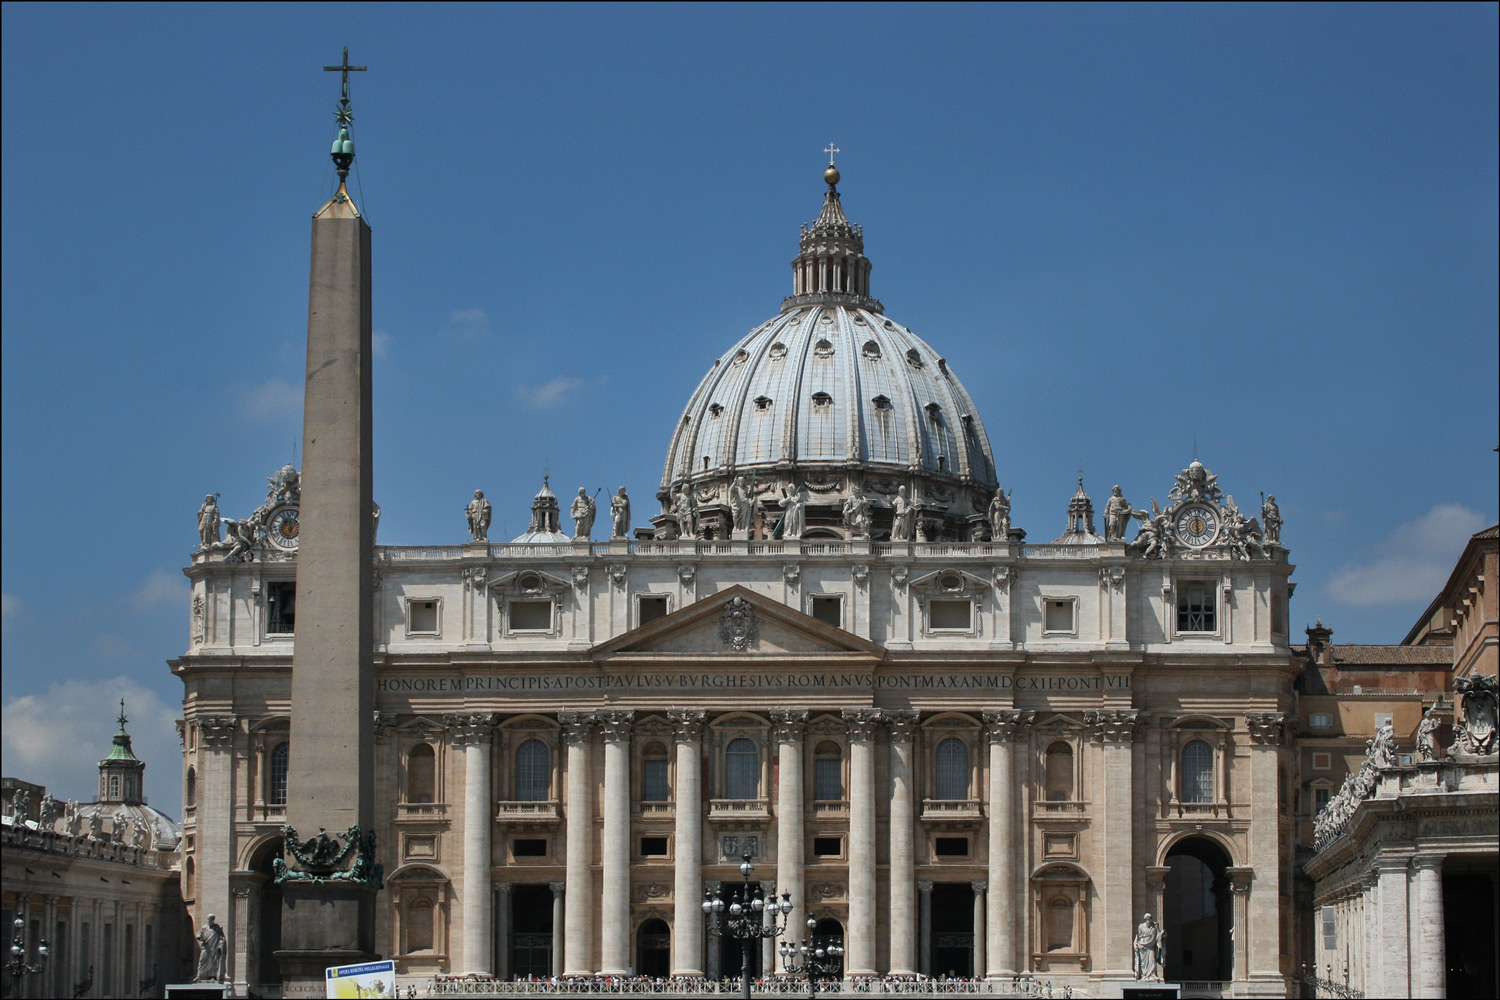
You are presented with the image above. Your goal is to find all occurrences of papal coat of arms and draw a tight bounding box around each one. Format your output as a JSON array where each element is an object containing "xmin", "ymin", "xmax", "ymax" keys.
[{"xmin": 719, "ymin": 597, "xmax": 758, "ymax": 651}]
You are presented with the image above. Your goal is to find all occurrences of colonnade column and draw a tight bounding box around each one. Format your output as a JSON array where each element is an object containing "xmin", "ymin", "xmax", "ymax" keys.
[
  {"xmin": 983, "ymin": 710, "xmax": 1028, "ymax": 978},
  {"xmin": 843, "ymin": 709, "xmax": 881, "ymax": 977},
  {"xmin": 704, "ymin": 881, "xmax": 722, "ymax": 980},
  {"xmin": 1226, "ymin": 868, "xmax": 1253, "ymax": 985},
  {"xmin": 1412, "ymin": 855, "xmax": 1446, "ymax": 998},
  {"xmin": 449, "ymin": 712, "xmax": 498, "ymax": 975},
  {"xmin": 887, "ymin": 711, "xmax": 918, "ymax": 977},
  {"xmin": 670, "ymin": 710, "xmax": 707, "ymax": 977},
  {"xmin": 549, "ymin": 882, "xmax": 566, "ymax": 977},
  {"xmin": 495, "ymin": 883, "xmax": 512, "ymax": 981},
  {"xmin": 599, "ymin": 711, "xmax": 634, "ymax": 976},
  {"xmin": 970, "ymin": 882, "xmax": 987, "ymax": 979},
  {"xmin": 917, "ymin": 881, "xmax": 934, "ymax": 976},
  {"xmin": 1377, "ymin": 855, "xmax": 1411, "ymax": 997},
  {"xmin": 561, "ymin": 712, "xmax": 596, "ymax": 975},
  {"xmin": 772, "ymin": 707, "xmax": 808, "ymax": 969}
]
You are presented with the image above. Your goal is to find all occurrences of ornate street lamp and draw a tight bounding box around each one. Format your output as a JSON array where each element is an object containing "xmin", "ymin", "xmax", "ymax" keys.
[
  {"xmin": 4, "ymin": 915, "xmax": 49, "ymax": 993},
  {"xmin": 779, "ymin": 916, "xmax": 845, "ymax": 1000},
  {"xmin": 703, "ymin": 852, "xmax": 794, "ymax": 1000}
]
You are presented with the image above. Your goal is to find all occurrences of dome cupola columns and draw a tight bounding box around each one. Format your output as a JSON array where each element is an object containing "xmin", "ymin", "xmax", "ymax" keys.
[{"xmin": 783, "ymin": 147, "xmax": 881, "ymax": 313}]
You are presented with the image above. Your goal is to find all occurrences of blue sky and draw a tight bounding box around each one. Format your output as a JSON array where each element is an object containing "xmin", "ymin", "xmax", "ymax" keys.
[{"xmin": 3, "ymin": 3, "xmax": 1496, "ymax": 810}]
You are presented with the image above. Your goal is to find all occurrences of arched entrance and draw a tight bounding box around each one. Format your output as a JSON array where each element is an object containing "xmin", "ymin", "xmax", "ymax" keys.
[
  {"xmin": 1163, "ymin": 837, "xmax": 1232, "ymax": 982},
  {"xmin": 811, "ymin": 918, "xmax": 844, "ymax": 979},
  {"xmin": 247, "ymin": 839, "xmax": 283, "ymax": 989},
  {"xmin": 636, "ymin": 918, "xmax": 670, "ymax": 978}
]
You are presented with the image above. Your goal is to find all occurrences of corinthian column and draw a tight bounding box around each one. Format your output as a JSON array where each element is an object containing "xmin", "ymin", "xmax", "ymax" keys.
[
  {"xmin": 669, "ymin": 711, "xmax": 707, "ymax": 977},
  {"xmin": 843, "ymin": 709, "xmax": 882, "ymax": 977},
  {"xmin": 982, "ymin": 710, "xmax": 1029, "ymax": 978},
  {"xmin": 1086, "ymin": 709, "xmax": 1142, "ymax": 976},
  {"xmin": 887, "ymin": 710, "xmax": 919, "ymax": 976},
  {"xmin": 771, "ymin": 707, "xmax": 809, "ymax": 959},
  {"xmin": 599, "ymin": 710, "xmax": 635, "ymax": 976},
  {"xmin": 447, "ymin": 713, "xmax": 498, "ymax": 975},
  {"xmin": 561, "ymin": 712, "xmax": 596, "ymax": 975}
]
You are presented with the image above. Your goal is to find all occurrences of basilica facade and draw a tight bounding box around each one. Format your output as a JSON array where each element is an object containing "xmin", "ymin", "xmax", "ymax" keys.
[{"xmin": 174, "ymin": 167, "xmax": 1299, "ymax": 998}]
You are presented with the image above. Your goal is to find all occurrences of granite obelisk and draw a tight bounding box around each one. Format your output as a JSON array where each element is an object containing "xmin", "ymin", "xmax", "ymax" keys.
[{"xmin": 275, "ymin": 50, "xmax": 379, "ymax": 997}]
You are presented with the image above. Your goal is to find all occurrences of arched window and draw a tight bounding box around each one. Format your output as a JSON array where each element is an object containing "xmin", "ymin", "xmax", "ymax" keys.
[
  {"xmin": 269, "ymin": 743, "xmax": 289, "ymax": 806},
  {"xmin": 407, "ymin": 744, "xmax": 435, "ymax": 804},
  {"xmin": 814, "ymin": 742, "xmax": 842, "ymax": 801},
  {"xmin": 934, "ymin": 737, "xmax": 969, "ymax": 799},
  {"xmin": 515, "ymin": 740, "xmax": 550, "ymax": 801},
  {"xmin": 725, "ymin": 738, "xmax": 758, "ymax": 799},
  {"xmin": 184, "ymin": 856, "xmax": 195, "ymax": 900},
  {"xmin": 1044, "ymin": 743, "xmax": 1074, "ymax": 801},
  {"xmin": 1181, "ymin": 740, "xmax": 1213, "ymax": 804},
  {"xmin": 185, "ymin": 767, "xmax": 196, "ymax": 808}
]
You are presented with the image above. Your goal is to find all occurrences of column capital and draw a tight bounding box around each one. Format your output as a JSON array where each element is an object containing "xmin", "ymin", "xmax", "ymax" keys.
[
  {"xmin": 1245, "ymin": 712, "xmax": 1288, "ymax": 746},
  {"xmin": 1145, "ymin": 865, "xmax": 1171, "ymax": 893},
  {"xmin": 842, "ymin": 708, "xmax": 883, "ymax": 741},
  {"xmin": 1226, "ymin": 866, "xmax": 1254, "ymax": 893},
  {"xmin": 598, "ymin": 709, "xmax": 635, "ymax": 742},
  {"xmin": 1411, "ymin": 853, "xmax": 1444, "ymax": 873},
  {"xmin": 970, "ymin": 880, "xmax": 988, "ymax": 894},
  {"xmin": 770, "ymin": 708, "xmax": 809, "ymax": 742},
  {"xmin": 916, "ymin": 880, "xmax": 935, "ymax": 893},
  {"xmin": 373, "ymin": 711, "xmax": 397, "ymax": 743},
  {"xmin": 559, "ymin": 710, "xmax": 597, "ymax": 744},
  {"xmin": 668, "ymin": 709, "xmax": 706, "ymax": 742},
  {"xmin": 1084, "ymin": 709, "xmax": 1146, "ymax": 742},
  {"xmin": 887, "ymin": 709, "xmax": 920, "ymax": 741},
  {"xmin": 983, "ymin": 709, "xmax": 1034, "ymax": 743},
  {"xmin": 549, "ymin": 880, "xmax": 567, "ymax": 896},
  {"xmin": 198, "ymin": 715, "xmax": 238, "ymax": 751},
  {"xmin": 497, "ymin": 882, "xmax": 513, "ymax": 896},
  {"xmin": 445, "ymin": 712, "xmax": 498, "ymax": 747}
]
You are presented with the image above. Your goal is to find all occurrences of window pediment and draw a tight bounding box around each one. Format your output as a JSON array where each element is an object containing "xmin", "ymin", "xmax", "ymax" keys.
[
  {"xmin": 909, "ymin": 567, "xmax": 988, "ymax": 594},
  {"xmin": 488, "ymin": 570, "xmax": 570, "ymax": 596}
]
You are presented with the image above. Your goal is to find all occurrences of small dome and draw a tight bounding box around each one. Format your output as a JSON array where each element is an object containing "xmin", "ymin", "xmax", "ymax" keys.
[{"xmin": 512, "ymin": 476, "xmax": 571, "ymax": 543}]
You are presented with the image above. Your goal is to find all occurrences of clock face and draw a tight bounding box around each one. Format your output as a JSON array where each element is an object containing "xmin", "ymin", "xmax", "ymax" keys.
[
  {"xmin": 1175, "ymin": 504, "xmax": 1219, "ymax": 547},
  {"xmin": 266, "ymin": 505, "xmax": 301, "ymax": 550}
]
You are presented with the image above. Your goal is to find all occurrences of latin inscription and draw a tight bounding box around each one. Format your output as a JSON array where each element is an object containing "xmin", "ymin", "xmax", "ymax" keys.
[{"xmin": 376, "ymin": 671, "xmax": 1130, "ymax": 694}]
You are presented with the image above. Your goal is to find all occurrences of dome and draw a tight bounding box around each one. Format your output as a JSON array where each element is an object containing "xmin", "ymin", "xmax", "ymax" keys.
[
  {"xmin": 511, "ymin": 476, "xmax": 572, "ymax": 543},
  {"xmin": 657, "ymin": 166, "xmax": 998, "ymax": 541}
]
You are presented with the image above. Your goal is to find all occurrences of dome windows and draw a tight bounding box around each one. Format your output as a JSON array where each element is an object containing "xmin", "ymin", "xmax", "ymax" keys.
[
  {"xmin": 769, "ymin": 342, "xmax": 788, "ymax": 361},
  {"xmin": 861, "ymin": 341, "xmax": 882, "ymax": 360},
  {"xmin": 906, "ymin": 348, "xmax": 924, "ymax": 368},
  {"xmin": 872, "ymin": 395, "xmax": 893, "ymax": 411},
  {"xmin": 732, "ymin": 349, "xmax": 750, "ymax": 366},
  {"xmin": 814, "ymin": 339, "xmax": 835, "ymax": 358},
  {"xmin": 754, "ymin": 396, "xmax": 773, "ymax": 411},
  {"xmin": 926, "ymin": 402, "xmax": 943, "ymax": 425},
  {"xmin": 812, "ymin": 392, "xmax": 834, "ymax": 410},
  {"xmin": 709, "ymin": 403, "xmax": 724, "ymax": 418}
]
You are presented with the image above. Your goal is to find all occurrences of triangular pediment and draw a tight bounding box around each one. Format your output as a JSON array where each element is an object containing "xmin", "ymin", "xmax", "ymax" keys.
[{"xmin": 594, "ymin": 585, "xmax": 884, "ymax": 660}]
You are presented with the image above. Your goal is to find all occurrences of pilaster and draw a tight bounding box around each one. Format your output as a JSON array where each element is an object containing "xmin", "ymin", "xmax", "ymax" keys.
[
  {"xmin": 843, "ymin": 708, "xmax": 882, "ymax": 976},
  {"xmin": 669, "ymin": 711, "xmax": 707, "ymax": 977},
  {"xmin": 447, "ymin": 712, "xmax": 498, "ymax": 975},
  {"xmin": 983, "ymin": 709, "xmax": 1031, "ymax": 978}
]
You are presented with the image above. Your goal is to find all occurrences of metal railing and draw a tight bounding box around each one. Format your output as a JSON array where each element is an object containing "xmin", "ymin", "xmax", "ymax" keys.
[{"xmin": 429, "ymin": 979, "xmax": 1085, "ymax": 998}]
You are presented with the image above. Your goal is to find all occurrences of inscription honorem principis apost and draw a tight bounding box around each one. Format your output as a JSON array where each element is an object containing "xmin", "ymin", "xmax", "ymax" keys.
[{"xmin": 377, "ymin": 670, "xmax": 1132, "ymax": 694}]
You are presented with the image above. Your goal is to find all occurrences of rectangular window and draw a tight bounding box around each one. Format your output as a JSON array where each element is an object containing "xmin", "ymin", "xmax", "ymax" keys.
[
  {"xmin": 266, "ymin": 581, "xmax": 296, "ymax": 634},
  {"xmin": 1312, "ymin": 752, "xmax": 1331, "ymax": 770},
  {"xmin": 407, "ymin": 599, "xmax": 439, "ymax": 634},
  {"xmin": 812, "ymin": 837, "xmax": 842, "ymax": 857},
  {"xmin": 509, "ymin": 600, "xmax": 552, "ymax": 632},
  {"xmin": 810, "ymin": 595, "xmax": 842, "ymax": 628},
  {"xmin": 1321, "ymin": 905, "xmax": 1337, "ymax": 950},
  {"xmin": 642, "ymin": 759, "xmax": 670, "ymax": 802},
  {"xmin": 513, "ymin": 838, "xmax": 547, "ymax": 857},
  {"xmin": 814, "ymin": 757, "xmax": 842, "ymax": 801},
  {"xmin": 640, "ymin": 836, "xmax": 669, "ymax": 857},
  {"xmin": 638, "ymin": 595, "xmax": 669, "ymax": 627},
  {"xmin": 1309, "ymin": 712, "xmax": 1334, "ymax": 729},
  {"xmin": 934, "ymin": 836, "xmax": 969, "ymax": 857},
  {"xmin": 928, "ymin": 598, "xmax": 972, "ymax": 631},
  {"xmin": 1176, "ymin": 582, "xmax": 1216, "ymax": 633},
  {"xmin": 1043, "ymin": 599, "xmax": 1076, "ymax": 634},
  {"xmin": 1314, "ymin": 787, "xmax": 1330, "ymax": 814}
]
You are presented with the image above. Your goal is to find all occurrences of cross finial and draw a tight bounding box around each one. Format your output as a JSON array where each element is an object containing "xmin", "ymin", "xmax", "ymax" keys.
[
  {"xmin": 824, "ymin": 142, "xmax": 841, "ymax": 166},
  {"xmin": 117, "ymin": 699, "xmax": 128, "ymax": 731},
  {"xmin": 324, "ymin": 46, "xmax": 367, "ymax": 108}
]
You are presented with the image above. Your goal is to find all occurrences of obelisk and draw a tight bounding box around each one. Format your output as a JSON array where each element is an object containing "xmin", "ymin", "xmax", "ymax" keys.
[{"xmin": 276, "ymin": 49, "xmax": 378, "ymax": 997}]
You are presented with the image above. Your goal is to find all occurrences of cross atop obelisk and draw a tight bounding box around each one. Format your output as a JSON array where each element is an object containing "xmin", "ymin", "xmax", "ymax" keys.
[{"xmin": 323, "ymin": 46, "xmax": 366, "ymax": 108}]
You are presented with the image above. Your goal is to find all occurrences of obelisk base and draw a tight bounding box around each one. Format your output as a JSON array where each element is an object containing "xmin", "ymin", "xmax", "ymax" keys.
[{"xmin": 276, "ymin": 883, "xmax": 379, "ymax": 998}]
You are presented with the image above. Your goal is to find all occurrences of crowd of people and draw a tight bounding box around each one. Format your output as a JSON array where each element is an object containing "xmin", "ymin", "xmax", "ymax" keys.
[{"xmin": 427, "ymin": 973, "xmax": 1076, "ymax": 997}]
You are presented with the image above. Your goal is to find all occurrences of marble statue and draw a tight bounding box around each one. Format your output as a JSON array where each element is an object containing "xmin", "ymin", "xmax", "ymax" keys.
[
  {"xmin": 671, "ymin": 484, "xmax": 698, "ymax": 540},
  {"xmin": 1261, "ymin": 494, "xmax": 1282, "ymax": 546},
  {"xmin": 572, "ymin": 488, "xmax": 598, "ymax": 540},
  {"xmin": 891, "ymin": 486, "xmax": 917, "ymax": 541},
  {"xmin": 1416, "ymin": 702, "xmax": 1445, "ymax": 762},
  {"xmin": 466, "ymin": 490, "xmax": 492, "ymax": 542},
  {"xmin": 842, "ymin": 486, "xmax": 872, "ymax": 539},
  {"xmin": 196, "ymin": 494, "xmax": 221, "ymax": 548},
  {"xmin": 7, "ymin": 787, "xmax": 29, "ymax": 821},
  {"xmin": 1132, "ymin": 913, "xmax": 1164, "ymax": 981},
  {"xmin": 88, "ymin": 811, "xmax": 103, "ymax": 841},
  {"xmin": 223, "ymin": 510, "xmax": 265, "ymax": 563},
  {"xmin": 1222, "ymin": 497, "xmax": 1266, "ymax": 560},
  {"xmin": 778, "ymin": 483, "xmax": 807, "ymax": 539},
  {"xmin": 729, "ymin": 477, "xmax": 758, "ymax": 533},
  {"xmin": 988, "ymin": 488, "xmax": 1012, "ymax": 539},
  {"xmin": 1130, "ymin": 501, "xmax": 1170, "ymax": 560},
  {"xmin": 113, "ymin": 808, "xmax": 131, "ymax": 842},
  {"xmin": 1103, "ymin": 485, "xmax": 1132, "ymax": 542},
  {"xmin": 131, "ymin": 819, "xmax": 150, "ymax": 849},
  {"xmin": 194, "ymin": 913, "xmax": 227, "ymax": 983},
  {"xmin": 38, "ymin": 792, "xmax": 58, "ymax": 833},
  {"xmin": 1454, "ymin": 673, "xmax": 1497, "ymax": 755},
  {"xmin": 610, "ymin": 487, "xmax": 631, "ymax": 539},
  {"xmin": 64, "ymin": 800, "xmax": 81, "ymax": 837}
]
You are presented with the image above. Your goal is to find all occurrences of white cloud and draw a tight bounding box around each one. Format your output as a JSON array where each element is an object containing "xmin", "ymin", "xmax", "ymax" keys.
[
  {"xmin": 515, "ymin": 375, "xmax": 586, "ymax": 409},
  {"xmin": 372, "ymin": 330, "xmax": 393, "ymax": 358},
  {"xmin": 92, "ymin": 634, "xmax": 140, "ymax": 659},
  {"xmin": 1, "ymin": 592, "xmax": 19, "ymax": 634},
  {"xmin": 131, "ymin": 567, "xmax": 189, "ymax": 611},
  {"xmin": 2, "ymin": 677, "xmax": 180, "ymax": 807},
  {"xmin": 234, "ymin": 377, "xmax": 303, "ymax": 423},
  {"xmin": 1326, "ymin": 504, "xmax": 1490, "ymax": 606},
  {"xmin": 441, "ymin": 307, "xmax": 489, "ymax": 338}
]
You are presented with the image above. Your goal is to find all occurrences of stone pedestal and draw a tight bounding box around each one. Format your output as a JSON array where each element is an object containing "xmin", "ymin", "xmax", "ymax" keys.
[{"xmin": 275, "ymin": 883, "xmax": 378, "ymax": 997}]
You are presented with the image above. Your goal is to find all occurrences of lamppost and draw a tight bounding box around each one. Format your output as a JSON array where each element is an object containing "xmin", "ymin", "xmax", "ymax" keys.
[
  {"xmin": 703, "ymin": 852, "xmax": 794, "ymax": 1000},
  {"xmin": 4, "ymin": 916, "xmax": 49, "ymax": 996},
  {"xmin": 779, "ymin": 917, "xmax": 845, "ymax": 1000}
]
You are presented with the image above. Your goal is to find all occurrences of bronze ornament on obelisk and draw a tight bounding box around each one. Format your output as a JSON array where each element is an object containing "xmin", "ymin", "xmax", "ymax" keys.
[{"xmin": 273, "ymin": 48, "xmax": 380, "ymax": 998}]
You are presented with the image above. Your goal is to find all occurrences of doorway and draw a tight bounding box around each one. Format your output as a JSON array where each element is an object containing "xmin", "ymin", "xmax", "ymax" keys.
[
  {"xmin": 636, "ymin": 919, "xmax": 670, "ymax": 978},
  {"xmin": 1163, "ymin": 837, "xmax": 1232, "ymax": 982},
  {"xmin": 510, "ymin": 884, "xmax": 553, "ymax": 978},
  {"xmin": 930, "ymin": 883, "xmax": 974, "ymax": 978}
]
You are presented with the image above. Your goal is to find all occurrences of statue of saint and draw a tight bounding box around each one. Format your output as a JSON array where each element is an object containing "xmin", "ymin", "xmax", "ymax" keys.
[
  {"xmin": 672, "ymin": 484, "xmax": 698, "ymax": 540},
  {"xmin": 988, "ymin": 488, "xmax": 1012, "ymax": 539},
  {"xmin": 1132, "ymin": 913, "xmax": 1164, "ymax": 981},
  {"xmin": 1261, "ymin": 494, "xmax": 1283, "ymax": 545},
  {"xmin": 38, "ymin": 792, "xmax": 58, "ymax": 833},
  {"xmin": 891, "ymin": 486, "xmax": 917, "ymax": 541},
  {"xmin": 610, "ymin": 487, "xmax": 631, "ymax": 539},
  {"xmin": 572, "ymin": 488, "xmax": 597, "ymax": 540},
  {"xmin": 1416, "ymin": 703, "xmax": 1444, "ymax": 761},
  {"xmin": 779, "ymin": 484, "xmax": 807, "ymax": 539},
  {"xmin": 196, "ymin": 495, "xmax": 221, "ymax": 548},
  {"xmin": 1103, "ymin": 485, "xmax": 1132, "ymax": 542},
  {"xmin": 729, "ymin": 477, "xmax": 760, "ymax": 534},
  {"xmin": 195, "ymin": 914, "xmax": 227, "ymax": 983},
  {"xmin": 465, "ymin": 490, "xmax": 492, "ymax": 542},
  {"xmin": 842, "ymin": 487, "xmax": 872, "ymax": 539}
]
